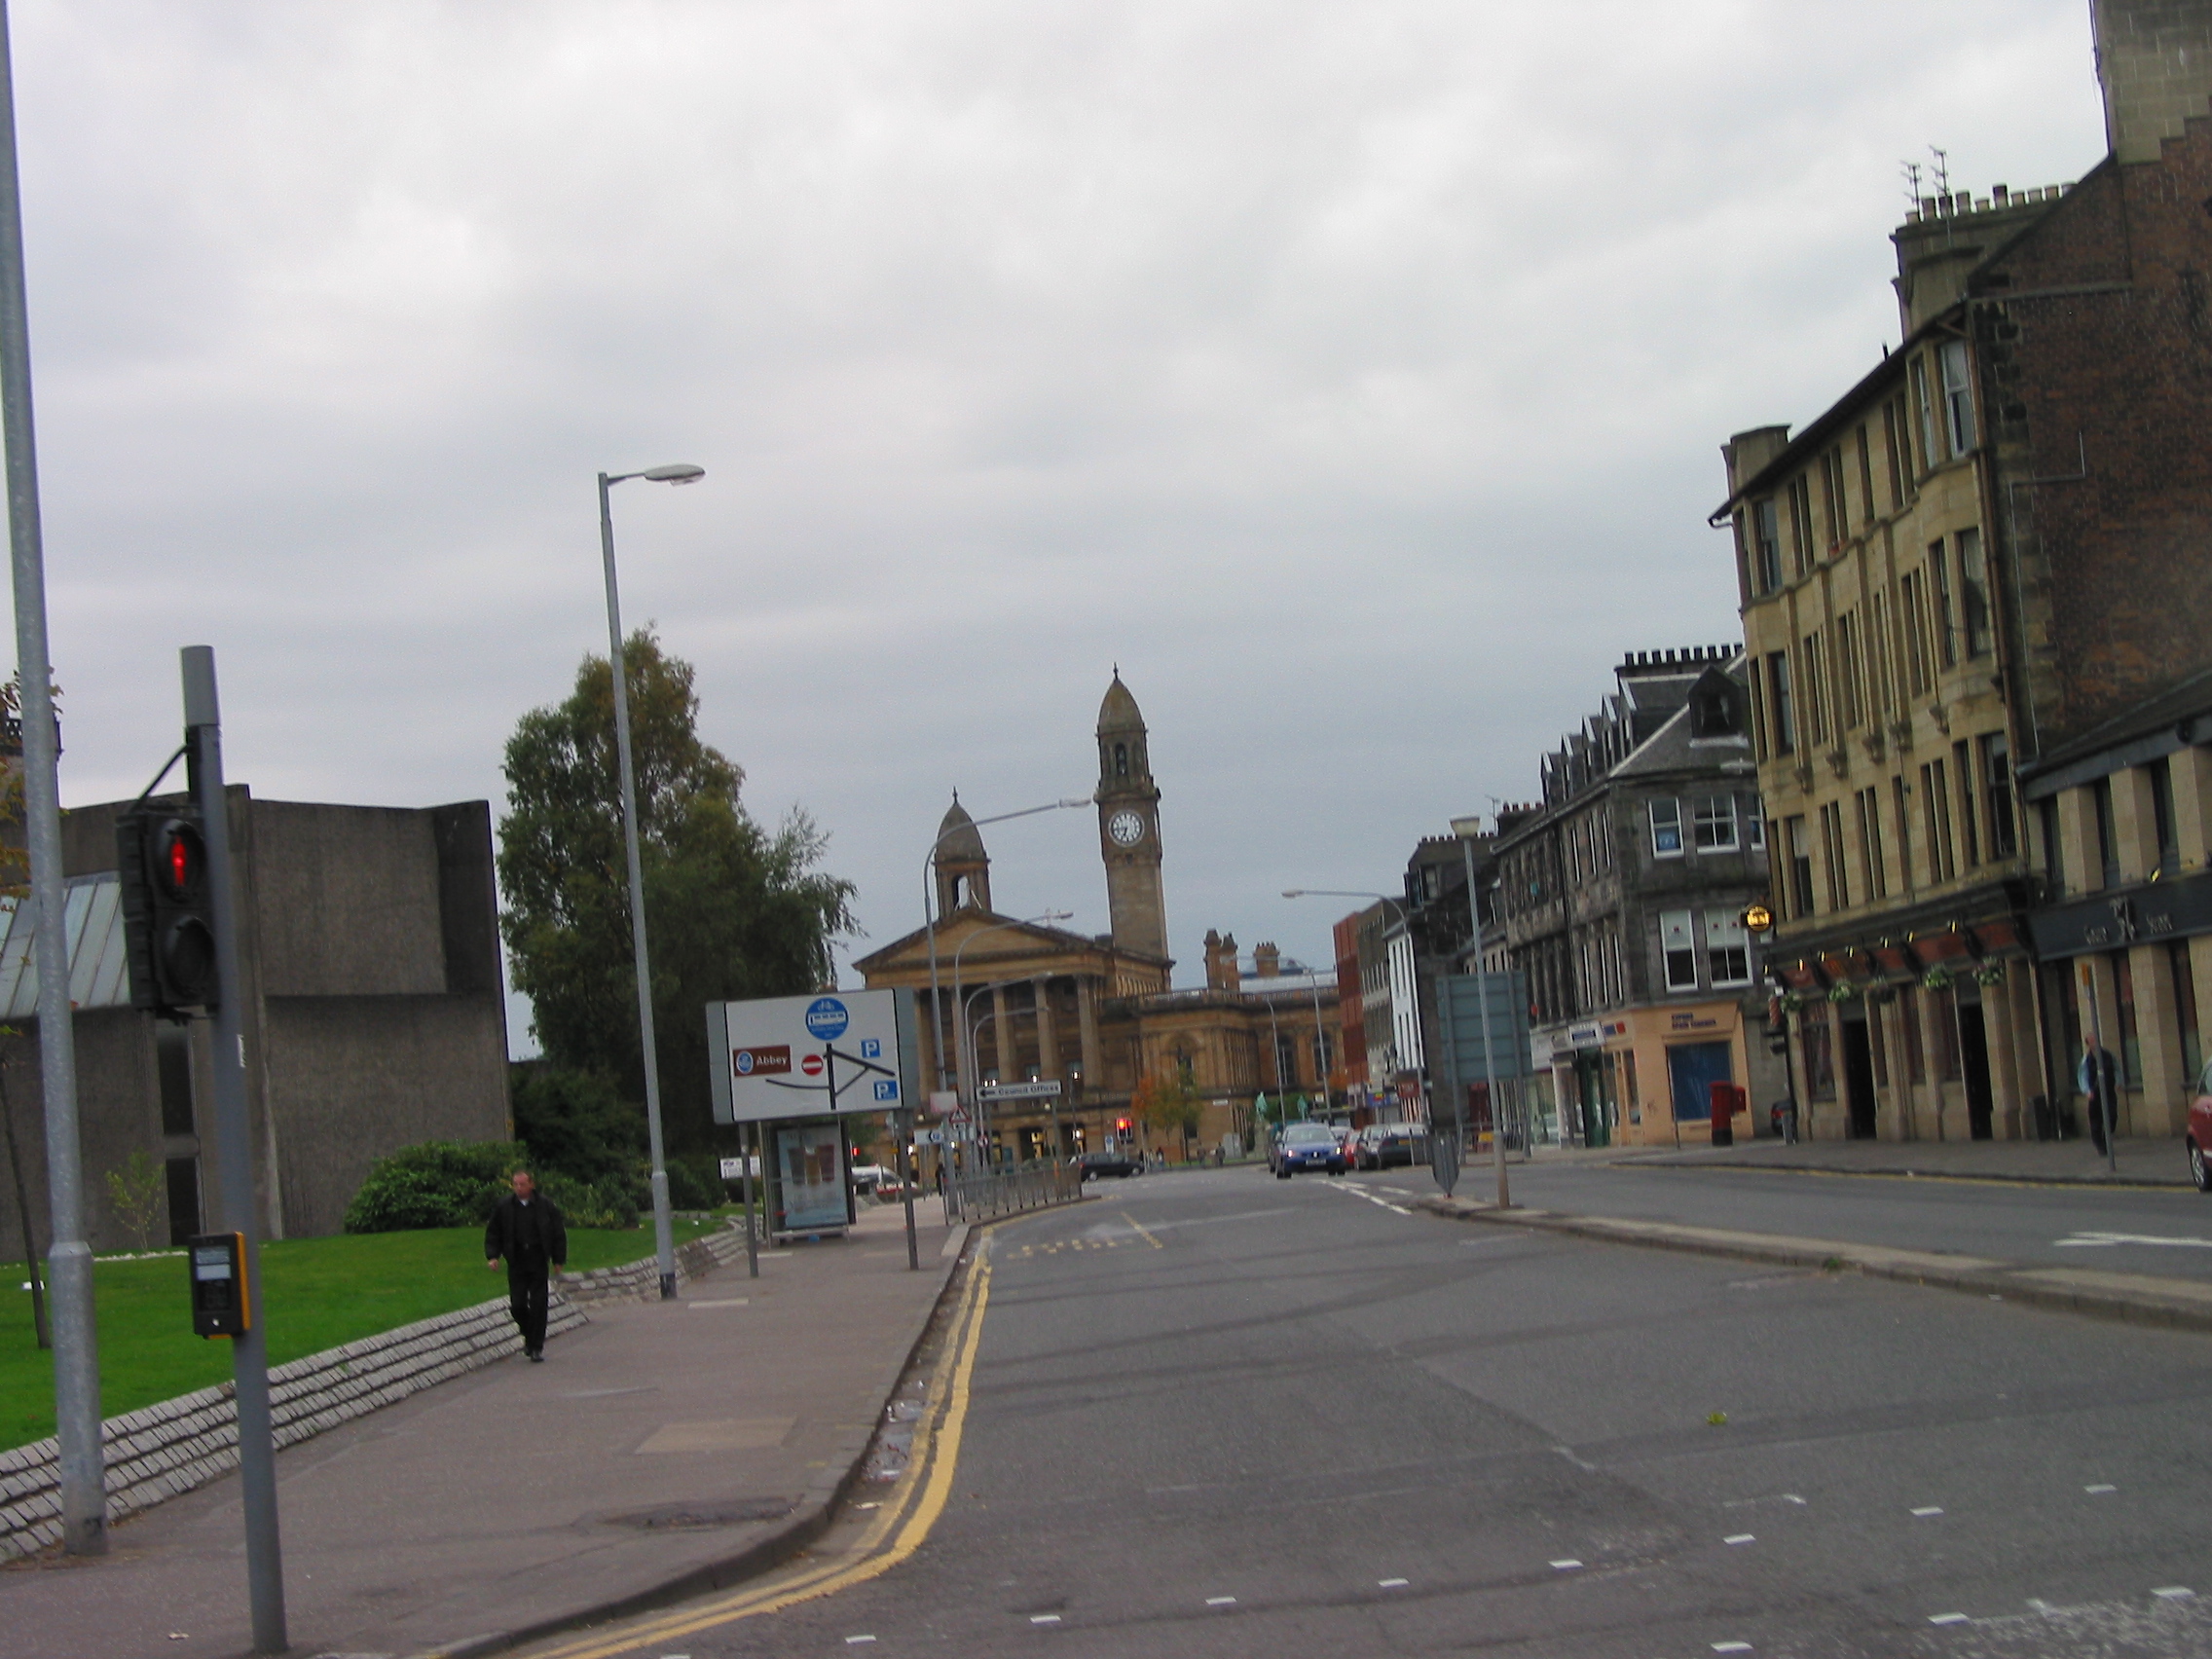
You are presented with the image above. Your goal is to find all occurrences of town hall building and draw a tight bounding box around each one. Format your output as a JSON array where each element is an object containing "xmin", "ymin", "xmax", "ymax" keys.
[{"xmin": 855, "ymin": 675, "xmax": 1340, "ymax": 1164}]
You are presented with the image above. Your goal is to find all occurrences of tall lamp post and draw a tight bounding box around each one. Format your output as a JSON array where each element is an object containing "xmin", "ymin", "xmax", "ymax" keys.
[{"xmin": 598, "ymin": 461, "xmax": 705, "ymax": 1302}]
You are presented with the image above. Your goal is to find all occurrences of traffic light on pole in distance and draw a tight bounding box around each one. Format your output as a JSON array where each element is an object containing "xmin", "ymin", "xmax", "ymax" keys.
[{"xmin": 116, "ymin": 809, "xmax": 219, "ymax": 1019}]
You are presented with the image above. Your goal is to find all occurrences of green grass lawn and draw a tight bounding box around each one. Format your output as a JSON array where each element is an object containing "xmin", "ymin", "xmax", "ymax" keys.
[{"xmin": 0, "ymin": 1215, "xmax": 727, "ymax": 1454}]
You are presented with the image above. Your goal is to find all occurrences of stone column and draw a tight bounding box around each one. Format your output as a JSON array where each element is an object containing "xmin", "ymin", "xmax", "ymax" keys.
[
  {"xmin": 1077, "ymin": 976, "xmax": 1102, "ymax": 1094},
  {"xmin": 2131, "ymin": 941, "xmax": 2183, "ymax": 1134},
  {"xmin": 1981, "ymin": 974, "xmax": 2025, "ymax": 1139},
  {"xmin": 1035, "ymin": 977, "xmax": 1060, "ymax": 1079},
  {"xmin": 1875, "ymin": 995, "xmax": 1904, "ymax": 1139},
  {"xmin": 1917, "ymin": 987, "xmax": 1950, "ymax": 1140},
  {"xmin": 991, "ymin": 983, "xmax": 1013, "ymax": 1082}
]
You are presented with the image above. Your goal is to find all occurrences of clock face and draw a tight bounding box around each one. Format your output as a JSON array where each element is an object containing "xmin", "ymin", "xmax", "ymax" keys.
[{"xmin": 1107, "ymin": 808, "xmax": 1146, "ymax": 848}]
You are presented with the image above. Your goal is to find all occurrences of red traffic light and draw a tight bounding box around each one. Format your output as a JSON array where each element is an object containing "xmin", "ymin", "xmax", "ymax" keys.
[
  {"xmin": 1116, "ymin": 1118, "xmax": 1130, "ymax": 1132},
  {"xmin": 155, "ymin": 819, "xmax": 206, "ymax": 902}
]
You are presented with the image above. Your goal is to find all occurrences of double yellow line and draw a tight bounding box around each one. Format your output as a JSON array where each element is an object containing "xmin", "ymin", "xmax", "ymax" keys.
[{"xmin": 508, "ymin": 1250, "xmax": 996, "ymax": 1659}]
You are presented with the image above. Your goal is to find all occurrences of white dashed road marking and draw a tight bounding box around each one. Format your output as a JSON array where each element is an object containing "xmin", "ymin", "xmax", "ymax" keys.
[
  {"xmin": 1724, "ymin": 1534, "xmax": 1754, "ymax": 1545},
  {"xmin": 1712, "ymin": 1643, "xmax": 1753, "ymax": 1653},
  {"xmin": 1929, "ymin": 1613, "xmax": 1970, "ymax": 1626},
  {"xmin": 1551, "ymin": 1559, "xmax": 1583, "ymax": 1570},
  {"xmin": 1911, "ymin": 1506, "xmax": 1944, "ymax": 1517},
  {"xmin": 1205, "ymin": 1596, "xmax": 1236, "ymax": 1606},
  {"xmin": 2153, "ymin": 1587, "xmax": 2196, "ymax": 1600},
  {"xmin": 2054, "ymin": 1231, "xmax": 2212, "ymax": 1249},
  {"xmin": 1030, "ymin": 1614, "xmax": 1061, "ymax": 1624},
  {"xmin": 2085, "ymin": 1484, "xmax": 2117, "ymax": 1493},
  {"xmin": 1379, "ymin": 1577, "xmax": 1409, "ymax": 1588}
]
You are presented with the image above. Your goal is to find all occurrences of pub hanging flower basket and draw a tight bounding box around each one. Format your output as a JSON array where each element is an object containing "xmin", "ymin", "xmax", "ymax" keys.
[
  {"xmin": 1826, "ymin": 980, "xmax": 1861, "ymax": 1004},
  {"xmin": 1922, "ymin": 964, "xmax": 1954, "ymax": 992},
  {"xmin": 1972, "ymin": 961, "xmax": 2008, "ymax": 987}
]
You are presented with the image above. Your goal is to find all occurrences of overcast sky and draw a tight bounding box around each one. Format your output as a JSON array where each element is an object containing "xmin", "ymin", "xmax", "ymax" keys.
[{"xmin": 12, "ymin": 1, "xmax": 2109, "ymax": 1051}]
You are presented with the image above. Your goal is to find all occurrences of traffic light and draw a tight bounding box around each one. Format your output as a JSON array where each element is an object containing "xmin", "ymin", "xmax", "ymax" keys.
[{"xmin": 117, "ymin": 809, "xmax": 219, "ymax": 1019}]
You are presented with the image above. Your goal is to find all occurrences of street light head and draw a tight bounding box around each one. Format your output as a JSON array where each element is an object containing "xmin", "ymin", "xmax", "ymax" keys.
[
  {"xmin": 1281, "ymin": 889, "xmax": 1306, "ymax": 899},
  {"xmin": 1058, "ymin": 796, "xmax": 1092, "ymax": 809},
  {"xmin": 641, "ymin": 463, "xmax": 706, "ymax": 485}
]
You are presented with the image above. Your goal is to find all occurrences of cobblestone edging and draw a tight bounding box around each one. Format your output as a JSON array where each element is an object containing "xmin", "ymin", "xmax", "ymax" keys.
[
  {"xmin": 0, "ymin": 1291, "xmax": 587, "ymax": 1563},
  {"xmin": 554, "ymin": 1220, "xmax": 754, "ymax": 1305}
]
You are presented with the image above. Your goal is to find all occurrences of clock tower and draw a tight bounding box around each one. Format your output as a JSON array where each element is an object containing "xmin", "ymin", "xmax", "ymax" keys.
[{"xmin": 1096, "ymin": 672, "xmax": 1170, "ymax": 964}]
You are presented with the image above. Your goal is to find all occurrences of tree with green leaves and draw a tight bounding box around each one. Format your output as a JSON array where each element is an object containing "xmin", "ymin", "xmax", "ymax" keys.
[{"xmin": 498, "ymin": 631, "xmax": 857, "ymax": 1155}]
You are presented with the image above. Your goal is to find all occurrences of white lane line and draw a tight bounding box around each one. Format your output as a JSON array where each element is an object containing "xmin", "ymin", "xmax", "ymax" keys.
[
  {"xmin": 2084, "ymin": 1484, "xmax": 2117, "ymax": 1493},
  {"xmin": 1551, "ymin": 1559, "xmax": 1583, "ymax": 1570},
  {"xmin": 1205, "ymin": 1596, "xmax": 1236, "ymax": 1606},
  {"xmin": 1030, "ymin": 1614, "xmax": 1062, "ymax": 1624},
  {"xmin": 1323, "ymin": 1180, "xmax": 1413, "ymax": 1215},
  {"xmin": 2153, "ymin": 1587, "xmax": 2195, "ymax": 1600},
  {"xmin": 2054, "ymin": 1232, "xmax": 2212, "ymax": 1249},
  {"xmin": 1724, "ymin": 1534, "xmax": 1755, "ymax": 1545},
  {"xmin": 1911, "ymin": 1506, "xmax": 1945, "ymax": 1517},
  {"xmin": 845, "ymin": 1639, "xmax": 877, "ymax": 1646},
  {"xmin": 1928, "ymin": 1612, "xmax": 1970, "ymax": 1626},
  {"xmin": 1712, "ymin": 1643, "xmax": 1752, "ymax": 1653},
  {"xmin": 687, "ymin": 1298, "xmax": 750, "ymax": 1308},
  {"xmin": 1379, "ymin": 1577, "xmax": 1409, "ymax": 1588}
]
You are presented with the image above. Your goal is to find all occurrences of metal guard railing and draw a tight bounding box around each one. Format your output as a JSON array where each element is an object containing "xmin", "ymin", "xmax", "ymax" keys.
[{"xmin": 945, "ymin": 1158, "xmax": 1083, "ymax": 1222}]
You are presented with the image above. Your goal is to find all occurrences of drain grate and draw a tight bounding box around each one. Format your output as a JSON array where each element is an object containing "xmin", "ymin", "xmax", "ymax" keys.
[{"xmin": 598, "ymin": 1497, "xmax": 794, "ymax": 1530}]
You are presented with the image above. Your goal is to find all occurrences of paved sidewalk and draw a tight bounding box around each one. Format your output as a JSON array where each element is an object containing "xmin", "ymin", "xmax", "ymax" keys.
[
  {"xmin": 1, "ymin": 1198, "xmax": 973, "ymax": 1659},
  {"xmin": 1590, "ymin": 1130, "xmax": 2195, "ymax": 1187}
]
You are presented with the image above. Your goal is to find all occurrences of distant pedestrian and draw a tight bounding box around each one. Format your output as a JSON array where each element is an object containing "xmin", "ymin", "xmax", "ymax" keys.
[
  {"xmin": 2079, "ymin": 1036, "xmax": 2120, "ymax": 1154},
  {"xmin": 485, "ymin": 1169, "xmax": 567, "ymax": 1362}
]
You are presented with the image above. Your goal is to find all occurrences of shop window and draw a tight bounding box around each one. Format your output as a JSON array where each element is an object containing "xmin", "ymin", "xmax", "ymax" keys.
[
  {"xmin": 2173, "ymin": 942, "xmax": 2202, "ymax": 1085},
  {"xmin": 2113, "ymin": 950, "xmax": 2141, "ymax": 1087},
  {"xmin": 1804, "ymin": 1017, "xmax": 1836, "ymax": 1100}
]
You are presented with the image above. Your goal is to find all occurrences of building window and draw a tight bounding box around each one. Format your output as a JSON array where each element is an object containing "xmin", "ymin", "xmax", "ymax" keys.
[
  {"xmin": 1900, "ymin": 569, "xmax": 1932, "ymax": 697},
  {"xmin": 1981, "ymin": 733, "xmax": 2017, "ymax": 860},
  {"xmin": 1768, "ymin": 651, "xmax": 1796, "ymax": 755},
  {"xmin": 1894, "ymin": 776, "xmax": 1916, "ymax": 892},
  {"xmin": 1869, "ymin": 587, "xmax": 1896, "ymax": 719},
  {"xmin": 2092, "ymin": 777, "xmax": 2118, "ymax": 888},
  {"xmin": 1920, "ymin": 757, "xmax": 1957, "ymax": 882},
  {"xmin": 1786, "ymin": 816, "xmax": 1815, "ymax": 917},
  {"xmin": 1801, "ymin": 631, "xmax": 1830, "ymax": 747},
  {"xmin": 1748, "ymin": 671, "xmax": 1766, "ymax": 763},
  {"xmin": 1788, "ymin": 475, "xmax": 1815, "ymax": 577},
  {"xmin": 1882, "ymin": 396, "xmax": 1907, "ymax": 506},
  {"xmin": 1661, "ymin": 910, "xmax": 1698, "ymax": 992},
  {"xmin": 1856, "ymin": 785, "xmax": 1888, "ymax": 900},
  {"xmin": 1114, "ymin": 742, "xmax": 1128, "ymax": 777},
  {"xmin": 1705, "ymin": 908, "xmax": 1751, "ymax": 986},
  {"xmin": 1820, "ymin": 800, "xmax": 1850, "ymax": 911},
  {"xmin": 1954, "ymin": 739, "xmax": 1980, "ymax": 868},
  {"xmin": 2040, "ymin": 796, "xmax": 2064, "ymax": 891},
  {"xmin": 1752, "ymin": 498, "xmax": 1783, "ymax": 593},
  {"xmin": 1749, "ymin": 811, "xmax": 1766, "ymax": 851},
  {"xmin": 1911, "ymin": 353, "xmax": 1941, "ymax": 467},
  {"xmin": 1957, "ymin": 529, "xmax": 1991, "ymax": 657},
  {"xmin": 2150, "ymin": 756, "xmax": 2178, "ymax": 875},
  {"xmin": 1694, "ymin": 794, "xmax": 1738, "ymax": 852},
  {"xmin": 1650, "ymin": 797, "xmax": 1683, "ymax": 857},
  {"xmin": 2173, "ymin": 941, "xmax": 2202, "ymax": 1085},
  {"xmin": 1939, "ymin": 339, "xmax": 1977, "ymax": 454},
  {"xmin": 1822, "ymin": 448, "xmax": 1848, "ymax": 551},
  {"xmin": 1836, "ymin": 609, "xmax": 1864, "ymax": 730},
  {"xmin": 1931, "ymin": 539, "xmax": 1957, "ymax": 669},
  {"xmin": 1856, "ymin": 423, "xmax": 1877, "ymax": 529}
]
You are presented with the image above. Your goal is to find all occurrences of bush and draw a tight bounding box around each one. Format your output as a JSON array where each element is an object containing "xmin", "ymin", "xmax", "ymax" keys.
[
  {"xmin": 664, "ymin": 1154, "xmax": 724, "ymax": 1211},
  {"xmin": 343, "ymin": 1141, "xmax": 528, "ymax": 1234},
  {"xmin": 534, "ymin": 1170, "xmax": 637, "ymax": 1231},
  {"xmin": 509, "ymin": 1062, "xmax": 646, "ymax": 1186}
]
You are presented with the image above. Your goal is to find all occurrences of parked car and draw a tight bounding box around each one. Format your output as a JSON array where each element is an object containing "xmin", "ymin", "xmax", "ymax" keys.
[
  {"xmin": 1355, "ymin": 1125, "xmax": 1422, "ymax": 1170},
  {"xmin": 1271, "ymin": 1122, "xmax": 1346, "ymax": 1178},
  {"xmin": 1075, "ymin": 1149, "xmax": 1144, "ymax": 1180},
  {"xmin": 2190, "ymin": 1060, "xmax": 2212, "ymax": 1193}
]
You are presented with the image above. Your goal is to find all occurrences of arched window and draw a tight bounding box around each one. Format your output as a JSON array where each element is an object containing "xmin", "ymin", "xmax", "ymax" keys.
[
  {"xmin": 952, "ymin": 874, "xmax": 968, "ymax": 907},
  {"xmin": 1114, "ymin": 742, "xmax": 1128, "ymax": 776}
]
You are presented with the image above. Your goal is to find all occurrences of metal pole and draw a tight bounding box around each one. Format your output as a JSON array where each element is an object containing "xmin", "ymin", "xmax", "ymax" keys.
[
  {"xmin": 597, "ymin": 474, "xmax": 677, "ymax": 1301},
  {"xmin": 2079, "ymin": 959, "xmax": 2117, "ymax": 1174},
  {"xmin": 740, "ymin": 1120, "xmax": 758, "ymax": 1278},
  {"xmin": 898, "ymin": 1107, "xmax": 918, "ymax": 1270},
  {"xmin": 0, "ymin": 0, "xmax": 101, "ymax": 1558},
  {"xmin": 183, "ymin": 648, "xmax": 286, "ymax": 1652}
]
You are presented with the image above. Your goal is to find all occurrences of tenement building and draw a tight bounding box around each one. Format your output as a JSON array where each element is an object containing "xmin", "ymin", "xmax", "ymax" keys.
[
  {"xmin": 1713, "ymin": 0, "xmax": 2212, "ymax": 1141},
  {"xmin": 1492, "ymin": 647, "xmax": 1782, "ymax": 1149},
  {"xmin": 856, "ymin": 675, "xmax": 1335, "ymax": 1164}
]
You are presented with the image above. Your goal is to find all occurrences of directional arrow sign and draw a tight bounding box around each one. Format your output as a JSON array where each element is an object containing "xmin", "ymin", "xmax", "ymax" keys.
[{"xmin": 977, "ymin": 1079, "xmax": 1063, "ymax": 1101}]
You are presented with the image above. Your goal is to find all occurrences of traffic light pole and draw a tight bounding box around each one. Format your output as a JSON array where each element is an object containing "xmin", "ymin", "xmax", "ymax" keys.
[
  {"xmin": 0, "ymin": 0, "xmax": 103, "ymax": 1558},
  {"xmin": 183, "ymin": 646, "xmax": 287, "ymax": 1654}
]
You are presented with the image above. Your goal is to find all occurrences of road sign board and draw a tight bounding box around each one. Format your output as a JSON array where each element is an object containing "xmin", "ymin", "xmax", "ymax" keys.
[
  {"xmin": 706, "ymin": 988, "xmax": 919, "ymax": 1124},
  {"xmin": 977, "ymin": 1079, "xmax": 1062, "ymax": 1101}
]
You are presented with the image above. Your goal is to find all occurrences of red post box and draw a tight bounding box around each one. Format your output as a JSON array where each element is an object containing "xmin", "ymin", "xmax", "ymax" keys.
[{"xmin": 1709, "ymin": 1081, "xmax": 1743, "ymax": 1148}]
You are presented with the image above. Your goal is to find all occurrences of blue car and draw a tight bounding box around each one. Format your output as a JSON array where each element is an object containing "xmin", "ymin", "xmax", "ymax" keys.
[{"xmin": 1272, "ymin": 1123, "xmax": 1345, "ymax": 1178}]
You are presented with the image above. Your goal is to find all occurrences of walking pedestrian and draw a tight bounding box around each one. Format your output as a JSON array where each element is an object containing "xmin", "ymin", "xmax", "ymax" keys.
[
  {"xmin": 2079, "ymin": 1035, "xmax": 2120, "ymax": 1155},
  {"xmin": 485, "ymin": 1168, "xmax": 567, "ymax": 1362}
]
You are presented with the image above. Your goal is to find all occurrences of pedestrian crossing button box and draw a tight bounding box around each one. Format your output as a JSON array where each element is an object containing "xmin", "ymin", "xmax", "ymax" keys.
[{"xmin": 189, "ymin": 1232, "xmax": 249, "ymax": 1338}]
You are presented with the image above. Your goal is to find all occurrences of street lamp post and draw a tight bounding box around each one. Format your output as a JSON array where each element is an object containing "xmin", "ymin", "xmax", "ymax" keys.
[{"xmin": 597, "ymin": 461, "xmax": 704, "ymax": 1302}]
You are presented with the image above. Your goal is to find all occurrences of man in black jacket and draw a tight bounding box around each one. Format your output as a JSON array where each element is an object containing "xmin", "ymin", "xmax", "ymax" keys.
[{"xmin": 485, "ymin": 1169, "xmax": 567, "ymax": 1361}]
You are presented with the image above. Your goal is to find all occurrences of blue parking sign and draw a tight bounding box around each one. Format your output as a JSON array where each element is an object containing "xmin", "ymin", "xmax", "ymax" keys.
[
  {"xmin": 861, "ymin": 1038, "xmax": 881, "ymax": 1059},
  {"xmin": 872, "ymin": 1080, "xmax": 899, "ymax": 1101}
]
